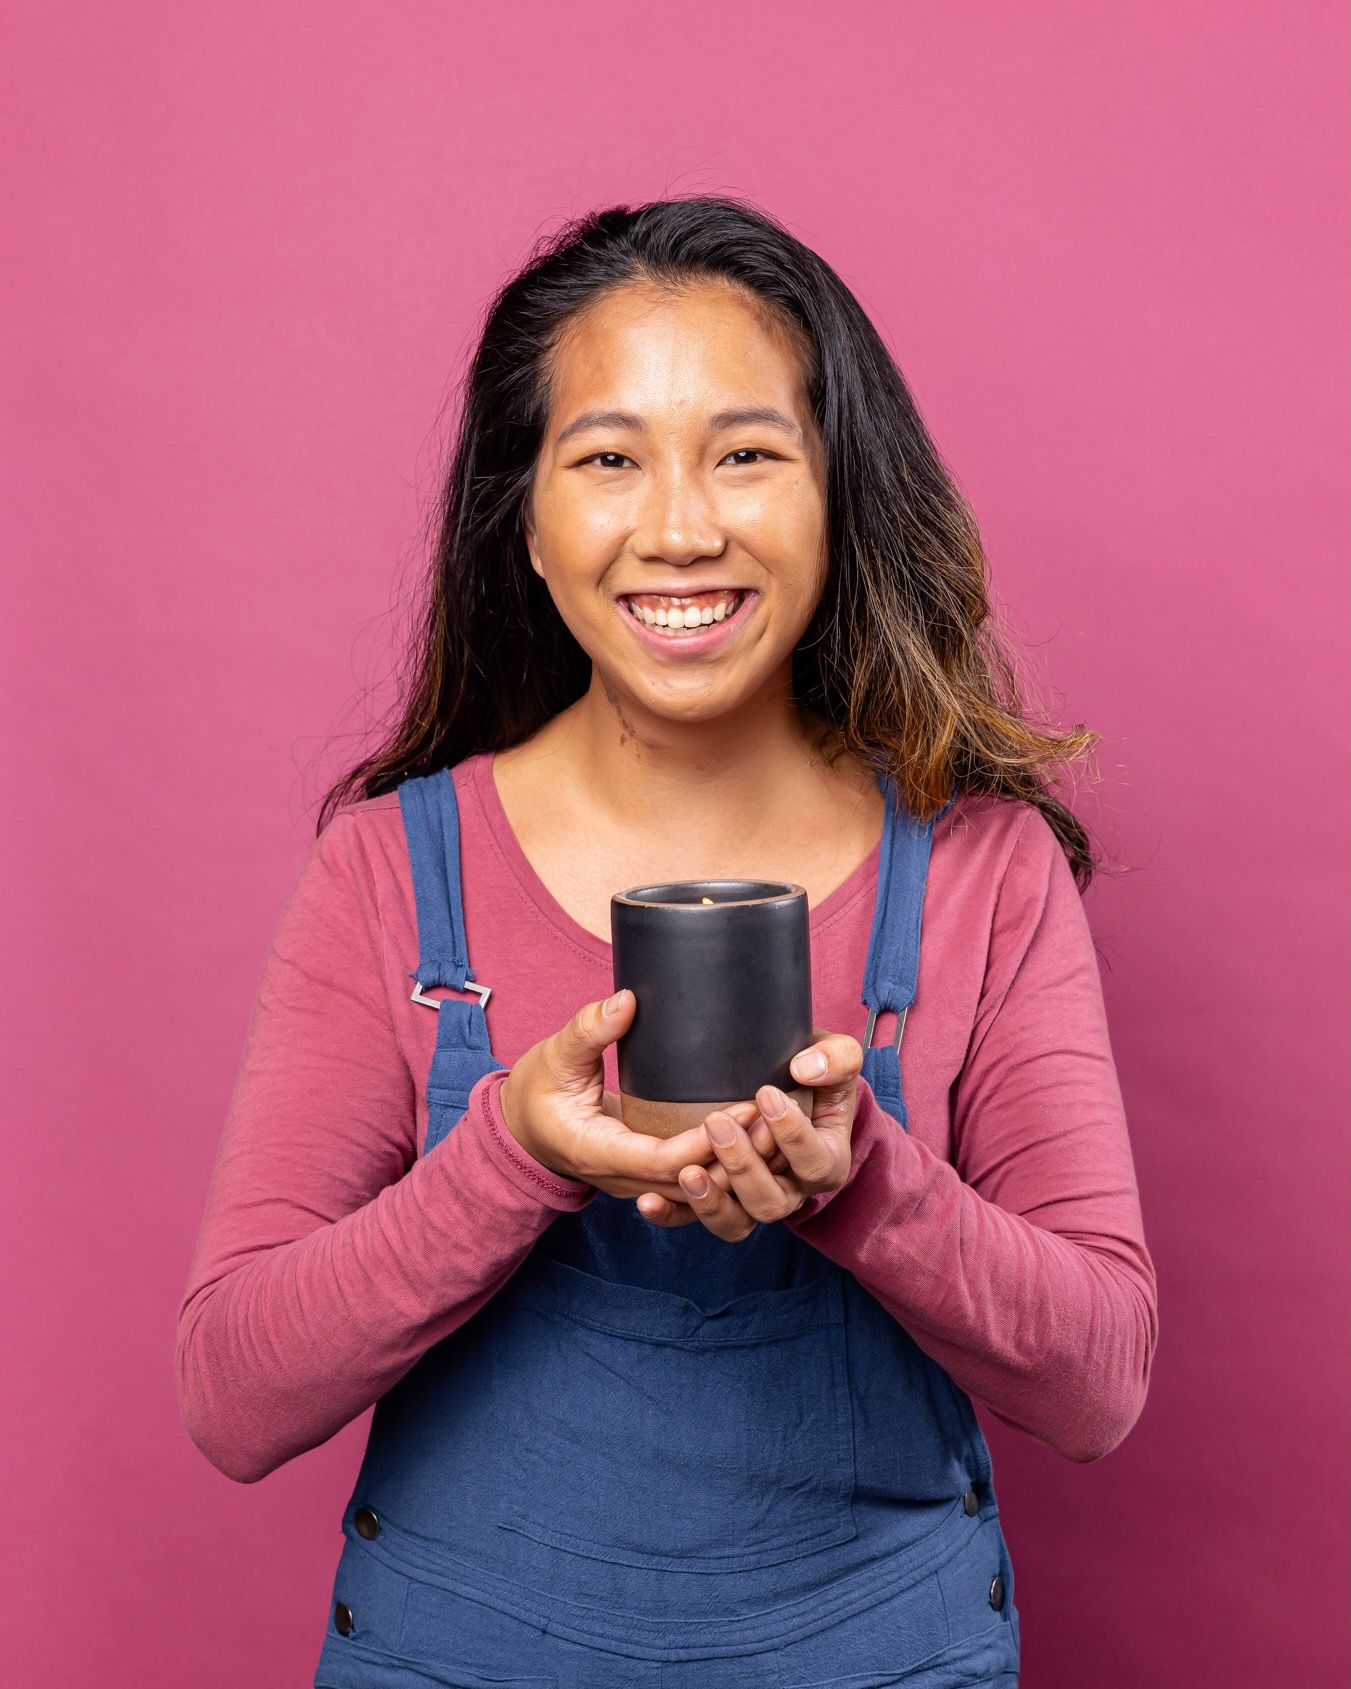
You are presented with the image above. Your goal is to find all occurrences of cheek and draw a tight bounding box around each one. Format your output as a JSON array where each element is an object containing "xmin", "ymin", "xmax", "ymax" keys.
[
  {"xmin": 538, "ymin": 485, "xmax": 629, "ymax": 559},
  {"xmin": 746, "ymin": 510, "xmax": 826, "ymax": 604},
  {"xmin": 737, "ymin": 471, "xmax": 824, "ymax": 545}
]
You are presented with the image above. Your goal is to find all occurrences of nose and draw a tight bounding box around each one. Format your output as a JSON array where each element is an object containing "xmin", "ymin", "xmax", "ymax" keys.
[{"xmin": 631, "ymin": 468, "xmax": 727, "ymax": 567}]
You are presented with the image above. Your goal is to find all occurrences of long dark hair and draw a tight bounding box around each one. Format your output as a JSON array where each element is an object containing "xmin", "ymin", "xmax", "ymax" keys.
[{"xmin": 317, "ymin": 194, "xmax": 1109, "ymax": 889}]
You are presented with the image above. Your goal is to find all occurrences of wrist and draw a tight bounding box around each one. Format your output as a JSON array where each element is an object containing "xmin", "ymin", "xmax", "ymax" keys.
[
  {"xmin": 497, "ymin": 1071, "xmax": 570, "ymax": 1181},
  {"xmin": 497, "ymin": 1071, "xmax": 539, "ymax": 1157},
  {"xmin": 480, "ymin": 1071, "xmax": 593, "ymax": 1208}
]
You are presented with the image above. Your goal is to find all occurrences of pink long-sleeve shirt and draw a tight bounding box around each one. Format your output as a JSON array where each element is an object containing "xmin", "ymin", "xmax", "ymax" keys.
[{"xmin": 175, "ymin": 751, "xmax": 1158, "ymax": 1485}]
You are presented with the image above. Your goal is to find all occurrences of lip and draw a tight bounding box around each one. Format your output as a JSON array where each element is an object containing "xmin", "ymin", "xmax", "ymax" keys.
[
  {"xmin": 617, "ymin": 590, "xmax": 758, "ymax": 658},
  {"xmin": 616, "ymin": 582, "xmax": 747, "ymax": 598}
]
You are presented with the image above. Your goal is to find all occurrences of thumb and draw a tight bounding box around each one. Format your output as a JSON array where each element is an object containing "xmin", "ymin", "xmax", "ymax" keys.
[{"xmin": 549, "ymin": 989, "xmax": 635, "ymax": 1080}]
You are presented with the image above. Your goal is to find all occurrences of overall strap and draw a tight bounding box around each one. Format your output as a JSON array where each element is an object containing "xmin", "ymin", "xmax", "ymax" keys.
[
  {"xmin": 396, "ymin": 769, "xmax": 488, "ymax": 1006},
  {"xmin": 397, "ymin": 769, "xmax": 499, "ymax": 1156},
  {"xmin": 859, "ymin": 772, "xmax": 957, "ymax": 1124}
]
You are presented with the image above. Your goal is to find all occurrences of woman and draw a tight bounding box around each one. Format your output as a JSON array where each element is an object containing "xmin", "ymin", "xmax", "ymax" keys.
[{"xmin": 176, "ymin": 195, "xmax": 1158, "ymax": 1688}]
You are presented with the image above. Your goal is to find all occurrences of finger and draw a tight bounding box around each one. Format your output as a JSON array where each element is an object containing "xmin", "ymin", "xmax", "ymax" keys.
[
  {"xmin": 699, "ymin": 1149, "xmax": 787, "ymax": 1198},
  {"xmin": 635, "ymin": 1191, "xmax": 701, "ymax": 1227},
  {"xmin": 721, "ymin": 1101, "xmax": 760, "ymax": 1126},
  {"xmin": 612, "ymin": 1151, "xmax": 785, "ymax": 1206},
  {"xmin": 702, "ymin": 1102, "xmax": 787, "ymax": 1177},
  {"xmin": 626, "ymin": 1101, "xmax": 793, "ymax": 1212},
  {"xmin": 549, "ymin": 991, "xmax": 636, "ymax": 1085},
  {"xmin": 789, "ymin": 1031, "xmax": 864, "ymax": 1130},
  {"xmin": 706, "ymin": 1139, "xmax": 789, "ymax": 1185},
  {"xmin": 675, "ymin": 1161, "xmax": 759, "ymax": 1243},
  {"xmin": 586, "ymin": 1114, "xmax": 721, "ymax": 1188},
  {"xmin": 754, "ymin": 1085, "xmax": 840, "ymax": 1188},
  {"xmin": 594, "ymin": 1101, "xmax": 788, "ymax": 1192},
  {"xmin": 599, "ymin": 1141, "xmax": 785, "ymax": 1203},
  {"xmin": 594, "ymin": 1099, "xmax": 762, "ymax": 1189},
  {"xmin": 627, "ymin": 1132, "xmax": 787, "ymax": 1213},
  {"xmin": 791, "ymin": 1030, "xmax": 864, "ymax": 1090},
  {"xmin": 701, "ymin": 1110, "xmax": 799, "ymax": 1225},
  {"xmin": 710, "ymin": 1100, "xmax": 791, "ymax": 1175}
]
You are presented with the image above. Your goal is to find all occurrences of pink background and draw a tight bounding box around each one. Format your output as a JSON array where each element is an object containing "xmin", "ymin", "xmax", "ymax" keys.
[{"xmin": 4, "ymin": 4, "xmax": 1346, "ymax": 1684}]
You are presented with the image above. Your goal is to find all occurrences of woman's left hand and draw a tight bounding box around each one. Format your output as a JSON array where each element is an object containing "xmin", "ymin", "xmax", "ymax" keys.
[{"xmin": 635, "ymin": 1029, "xmax": 863, "ymax": 1240}]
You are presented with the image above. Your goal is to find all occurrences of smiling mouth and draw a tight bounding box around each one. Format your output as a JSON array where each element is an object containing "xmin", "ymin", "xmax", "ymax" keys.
[{"xmin": 619, "ymin": 589, "xmax": 753, "ymax": 636}]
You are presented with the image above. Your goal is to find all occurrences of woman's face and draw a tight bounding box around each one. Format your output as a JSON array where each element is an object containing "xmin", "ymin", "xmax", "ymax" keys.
[{"xmin": 524, "ymin": 278, "xmax": 827, "ymax": 727}]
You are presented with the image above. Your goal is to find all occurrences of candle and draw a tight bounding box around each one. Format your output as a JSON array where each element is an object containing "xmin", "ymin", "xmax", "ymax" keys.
[{"xmin": 610, "ymin": 878, "xmax": 815, "ymax": 1139}]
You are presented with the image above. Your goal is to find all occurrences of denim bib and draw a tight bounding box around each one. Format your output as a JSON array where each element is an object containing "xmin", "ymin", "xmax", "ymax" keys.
[{"xmin": 312, "ymin": 766, "xmax": 1020, "ymax": 1686}]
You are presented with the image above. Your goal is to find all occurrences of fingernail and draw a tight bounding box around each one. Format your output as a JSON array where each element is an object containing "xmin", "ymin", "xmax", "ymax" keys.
[
  {"xmin": 760, "ymin": 1085, "xmax": 787, "ymax": 1118},
  {"xmin": 707, "ymin": 1114, "xmax": 736, "ymax": 1147},
  {"xmin": 793, "ymin": 1050, "xmax": 827, "ymax": 1077},
  {"xmin": 603, "ymin": 991, "xmax": 628, "ymax": 1015},
  {"xmin": 683, "ymin": 1170, "xmax": 710, "ymax": 1197}
]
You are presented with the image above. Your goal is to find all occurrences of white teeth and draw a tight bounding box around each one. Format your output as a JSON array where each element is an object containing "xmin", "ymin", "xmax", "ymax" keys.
[{"xmin": 625, "ymin": 592, "xmax": 744, "ymax": 635}]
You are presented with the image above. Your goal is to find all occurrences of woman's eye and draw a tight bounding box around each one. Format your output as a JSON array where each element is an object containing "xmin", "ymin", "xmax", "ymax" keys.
[
  {"xmin": 579, "ymin": 452, "xmax": 635, "ymax": 469},
  {"xmin": 576, "ymin": 448, "xmax": 777, "ymax": 469}
]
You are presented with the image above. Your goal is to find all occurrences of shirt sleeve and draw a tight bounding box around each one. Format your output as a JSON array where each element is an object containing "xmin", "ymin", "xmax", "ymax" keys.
[
  {"xmin": 786, "ymin": 805, "xmax": 1159, "ymax": 1465},
  {"xmin": 174, "ymin": 811, "xmax": 593, "ymax": 1486}
]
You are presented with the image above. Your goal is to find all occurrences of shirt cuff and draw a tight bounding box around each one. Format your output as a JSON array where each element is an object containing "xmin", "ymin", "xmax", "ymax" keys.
[{"xmin": 472, "ymin": 1068, "xmax": 596, "ymax": 1211}]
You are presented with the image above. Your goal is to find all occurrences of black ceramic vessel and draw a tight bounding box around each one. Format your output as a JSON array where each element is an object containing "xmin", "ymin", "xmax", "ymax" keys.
[{"xmin": 610, "ymin": 878, "xmax": 815, "ymax": 1138}]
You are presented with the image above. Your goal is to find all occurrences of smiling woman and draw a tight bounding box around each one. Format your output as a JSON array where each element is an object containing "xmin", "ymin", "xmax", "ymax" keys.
[
  {"xmin": 521, "ymin": 274, "xmax": 830, "ymax": 705},
  {"xmin": 176, "ymin": 195, "xmax": 1156, "ymax": 1689}
]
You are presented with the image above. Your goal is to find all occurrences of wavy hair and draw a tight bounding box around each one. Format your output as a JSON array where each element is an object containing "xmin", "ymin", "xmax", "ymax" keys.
[{"xmin": 317, "ymin": 194, "xmax": 1108, "ymax": 889}]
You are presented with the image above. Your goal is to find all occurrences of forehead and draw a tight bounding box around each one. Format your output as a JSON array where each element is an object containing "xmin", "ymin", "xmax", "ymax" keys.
[{"xmin": 546, "ymin": 279, "xmax": 810, "ymax": 418}]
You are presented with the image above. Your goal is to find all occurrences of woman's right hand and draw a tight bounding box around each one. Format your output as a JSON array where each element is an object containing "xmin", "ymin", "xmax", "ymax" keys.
[{"xmin": 496, "ymin": 990, "xmax": 785, "ymax": 1204}]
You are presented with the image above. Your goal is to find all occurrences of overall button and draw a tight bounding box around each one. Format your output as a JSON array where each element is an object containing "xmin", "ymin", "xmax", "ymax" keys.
[
  {"xmin": 988, "ymin": 1575, "xmax": 1005, "ymax": 1611},
  {"xmin": 354, "ymin": 1506, "xmax": 380, "ymax": 1539},
  {"xmin": 963, "ymin": 1488, "xmax": 980, "ymax": 1515},
  {"xmin": 333, "ymin": 1602, "xmax": 354, "ymax": 1636}
]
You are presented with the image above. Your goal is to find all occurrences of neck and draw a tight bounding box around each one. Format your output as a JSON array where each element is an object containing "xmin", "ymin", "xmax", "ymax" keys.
[{"xmin": 543, "ymin": 666, "xmax": 840, "ymax": 852}]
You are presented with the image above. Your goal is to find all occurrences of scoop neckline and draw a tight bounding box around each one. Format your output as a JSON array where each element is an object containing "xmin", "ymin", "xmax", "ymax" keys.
[{"xmin": 461, "ymin": 750, "xmax": 883, "ymax": 967}]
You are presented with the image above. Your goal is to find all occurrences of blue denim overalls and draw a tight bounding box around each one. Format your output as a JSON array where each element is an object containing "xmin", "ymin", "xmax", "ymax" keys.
[{"xmin": 312, "ymin": 766, "xmax": 1021, "ymax": 1688}]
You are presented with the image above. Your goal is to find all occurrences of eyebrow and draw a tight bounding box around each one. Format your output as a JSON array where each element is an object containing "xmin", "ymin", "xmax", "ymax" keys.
[{"xmin": 554, "ymin": 406, "xmax": 805, "ymax": 448}]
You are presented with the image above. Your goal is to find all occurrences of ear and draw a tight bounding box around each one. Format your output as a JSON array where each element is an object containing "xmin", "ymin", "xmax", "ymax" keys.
[{"xmin": 521, "ymin": 503, "xmax": 543, "ymax": 579}]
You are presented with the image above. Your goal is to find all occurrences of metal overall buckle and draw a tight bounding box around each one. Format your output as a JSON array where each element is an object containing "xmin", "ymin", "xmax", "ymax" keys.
[
  {"xmin": 862, "ymin": 1003, "xmax": 908, "ymax": 1052},
  {"xmin": 410, "ymin": 979, "xmax": 493, "ymax": 1011}
]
